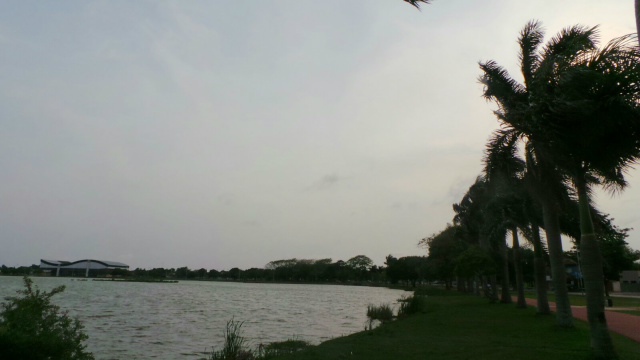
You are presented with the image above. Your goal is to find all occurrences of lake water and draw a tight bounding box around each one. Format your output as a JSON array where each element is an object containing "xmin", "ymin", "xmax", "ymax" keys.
[{"xmin": 0, "ymin": 277, "xmax": 410, "ymax": 359}]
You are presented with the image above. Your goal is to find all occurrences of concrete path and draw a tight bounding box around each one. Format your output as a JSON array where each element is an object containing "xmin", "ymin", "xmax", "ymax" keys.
[{"xmin": 523, "ymin": 298, "xmax": 640, "ymax": 342}]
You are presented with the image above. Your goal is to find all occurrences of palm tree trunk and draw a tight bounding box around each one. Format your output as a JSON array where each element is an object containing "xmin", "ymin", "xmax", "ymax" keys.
[
  {"xmin": 499, "ymin": 236, "xmax": 512, "ymax": 303},
  {"xmin": 531, "ymin": 224, "xmax": 551, "ymax": 315},
  {"xmin": 574, "ymin": 177, "xmax": 616, "ymax": 359},
  {"xmin": 489, "ymin": 275, "xmax": 499, "ymax": 302},
  {"xmin": 636, "ymin": 0, "xmax": 640, "ymax": 47},
  {"xmin": 541, "ymin": 198, "xmax": 574, "ymax": 327},
  {"xmin": 511, "ymin": 228, "xmax": 527, "ymax": 308}
]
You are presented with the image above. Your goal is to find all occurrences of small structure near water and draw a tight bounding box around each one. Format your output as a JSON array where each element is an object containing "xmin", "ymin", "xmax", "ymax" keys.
[{"xmin": 40, "ymin": 259, "xmax": 129, "ymax": 278}]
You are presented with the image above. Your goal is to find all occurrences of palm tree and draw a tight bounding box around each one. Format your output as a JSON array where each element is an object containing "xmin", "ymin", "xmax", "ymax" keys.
[
  {"xmin": 453, "ymin": 176, "xmax": 500, "ymax": 302},
  {"xmin": 479, "ymin": 21, "xmax": 580, "ymax": 327},
  {"xmin": 525, "ymin": 31, "xmax": 640, "ymax": 359},
  {"xmin": 483, "ymin": 131, "xmax": 526, "ymax": 306},
  {"xmin": 481, "ymin": 21, "xmax": 640, "ymax": 359},
  {"xmin": 636, "ymin": 0, "xmax": 640, "ymax": 46}
]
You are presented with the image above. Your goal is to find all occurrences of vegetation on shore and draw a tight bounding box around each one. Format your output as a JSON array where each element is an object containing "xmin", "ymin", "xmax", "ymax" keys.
[{"xmin": 0, "ymin": 277, "xmax": 94, "ymax": 360}]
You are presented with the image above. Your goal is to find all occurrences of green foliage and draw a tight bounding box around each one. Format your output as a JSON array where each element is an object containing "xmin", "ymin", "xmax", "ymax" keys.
[
  {"xmin": 455, "ymin": 246, "xmax": 497, "ymax": 278},
  {"xmin": 384, "ymin": 255, "xmax": 427, "ymax": 286},
  {"xmin": 0, "ymin": 276, "xmax": 94, "ymax": 360},
  {"xmin": 346, "ymin": 255, "xmax": 373, "ymax": 271},
  {"xmin": 397, "ymin": 295, "xmax": 427, "ymax": 317},
  {"xmin": 420, "ymin": 224, "xmax": 469, "ymax": 287}
]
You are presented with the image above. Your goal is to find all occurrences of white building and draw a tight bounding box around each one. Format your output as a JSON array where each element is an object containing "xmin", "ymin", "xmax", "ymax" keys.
[{"xmin": 40, "ymin": 259, "xmax": 129, "ymax": 277}]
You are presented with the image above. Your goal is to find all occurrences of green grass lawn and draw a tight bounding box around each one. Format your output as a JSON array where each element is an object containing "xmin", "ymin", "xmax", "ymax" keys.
[
  {"xmin": 522, "ymin": 292, "xmax": 640, "ymax": 308},
  {"xmin": 271, "ymin": 288, "xmax": 639, "ymax": 360},
  {"xmin": 610, "ymin": 310, "xmax": 640, "ymax": 316}
]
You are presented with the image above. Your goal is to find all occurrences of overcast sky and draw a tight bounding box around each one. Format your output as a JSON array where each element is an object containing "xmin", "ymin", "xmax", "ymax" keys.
[{"xmin": 0, "ymin": 1, "xmax": 637, "ymax": 270}]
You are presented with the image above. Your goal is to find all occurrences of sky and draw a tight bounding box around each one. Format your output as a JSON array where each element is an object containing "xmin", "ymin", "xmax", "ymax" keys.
[{"xmin": 0, "ymin": 0, "xmax": 637, "ymax": 270}]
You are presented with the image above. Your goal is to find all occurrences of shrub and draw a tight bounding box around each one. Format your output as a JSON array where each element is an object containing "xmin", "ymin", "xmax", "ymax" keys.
[
  {"xmin": 397, "ymin": 295, "xmax": 427, "ymax": 317},
  {"xmin": 0, "ymin": 276, "xmax": 94, "ymax": 360}
]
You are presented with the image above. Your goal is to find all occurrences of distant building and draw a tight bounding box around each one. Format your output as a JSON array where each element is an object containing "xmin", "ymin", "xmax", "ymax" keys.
[
  {"xmin": 620, "ymin": 270, "xmax": 640, "ymax": 293},
  {"xmin": 40, "ymin": 259, "xmax": 129, "ymax": 278}
]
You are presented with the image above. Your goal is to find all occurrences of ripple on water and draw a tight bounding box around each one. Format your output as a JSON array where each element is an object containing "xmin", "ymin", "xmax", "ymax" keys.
[{"xmin": 0, "ymin": 278, "xmax": 410, "ymax": 360}]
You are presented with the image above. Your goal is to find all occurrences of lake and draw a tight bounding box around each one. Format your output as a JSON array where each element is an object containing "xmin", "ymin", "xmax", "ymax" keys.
[{"xmin": 0, "ymin": 277, "xmax": 410, "ymax": 359}]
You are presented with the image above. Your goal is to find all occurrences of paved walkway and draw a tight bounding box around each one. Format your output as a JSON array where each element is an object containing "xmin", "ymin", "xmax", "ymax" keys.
[{"xmin": 522, "ymin": 298, "xmax": 640, "ymax": 342}]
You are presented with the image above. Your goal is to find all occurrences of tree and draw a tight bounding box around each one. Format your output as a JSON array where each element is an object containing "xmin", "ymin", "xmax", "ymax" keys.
[
  {"xmin": 636, "ymin": 0, "xmax": 640, "ymax": 46},
  {"xmin": 346, "ymin": 255, "xmax": 374, "ymax": 272},
  {"xmin": 452, "ymin": 177, "xmax": 502, "ymax": 301},
  {"xmin": 0, "ymin": 277, "xmax": 94, "ymax": 360},
  {"xmin": 529, "ymin": 31, "xmax": 639, "ymax": 360},
  {"xmin": 479, "ymin": 21, "xmax": 592, "ymax": 327},
  {"xmin": 481, "ymin": 21, "xmax": 640, "ymax": 358},
  {"xmin": 384, "ymin": 255, "xmax": 425, "ymax": 286},
  {"xmin": 421, "ymin": 224, "xmax": 469, "ymax": 289},
  {"xmin": 483, "ymin": 131, "xmax": 529, "ymax": 306}
]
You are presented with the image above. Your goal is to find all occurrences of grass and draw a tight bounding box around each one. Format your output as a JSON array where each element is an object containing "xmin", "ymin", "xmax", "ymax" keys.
[
  {"xmin": 269, "ymin": 288, "xmax": 640, "ymax": 360},
  {"xmin": 610, "ymin": 310, "xmax": 640, "ymax": 316},
  {"xmin": 522, "ymin": 292, "xmax": 640, "ymax": 308}
]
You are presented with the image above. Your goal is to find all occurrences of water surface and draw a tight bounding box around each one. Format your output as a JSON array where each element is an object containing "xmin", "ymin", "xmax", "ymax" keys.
[{"xmin": 0, "ymin": 277, "xmax": 409, "ymax": 359}]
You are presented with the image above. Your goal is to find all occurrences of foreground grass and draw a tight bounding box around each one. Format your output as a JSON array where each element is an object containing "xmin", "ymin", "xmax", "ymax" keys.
[{"xmin": 271, "ymin": 288, "xmax": 639, "ymax": 360}]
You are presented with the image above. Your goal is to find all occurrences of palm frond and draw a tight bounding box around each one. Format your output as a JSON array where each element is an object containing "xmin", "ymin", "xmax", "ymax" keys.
[
  {"xmin": 483, "ymin": 129, "xmax": 525, "ymax": 184},
  {"xmin": 536, "ymin": 25, "xmax": 599, "ymax": 84},
  {"xmin": 479, "ymin": 61, "xmax": 527, "ymax": 116},
  {"xmin": 403, "ymin": 0, "xmax": 431, "ymax": 10},
  {"xmin": 519, "ymin": 20, "xmax": 545, "ymax": 87}
]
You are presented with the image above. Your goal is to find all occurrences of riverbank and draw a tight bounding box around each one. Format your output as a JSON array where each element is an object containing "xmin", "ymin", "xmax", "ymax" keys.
[{"xmin": 270, "ymin": 288, "xmax": 640, "ymax": 360}]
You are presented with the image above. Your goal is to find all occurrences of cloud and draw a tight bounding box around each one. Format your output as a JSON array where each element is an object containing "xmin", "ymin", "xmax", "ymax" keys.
[{"xmin": 308, "ymin": 173, "xmax": 343, "ymax": 191}]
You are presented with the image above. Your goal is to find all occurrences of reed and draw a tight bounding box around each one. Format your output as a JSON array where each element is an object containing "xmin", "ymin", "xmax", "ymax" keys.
[
  {"xmin": 209, "ymin": 319, "xmax": 254, "ymax": 360},
  {"xmin": 397, "ymin": 295, "xmax": 427, "ymax": 317}
]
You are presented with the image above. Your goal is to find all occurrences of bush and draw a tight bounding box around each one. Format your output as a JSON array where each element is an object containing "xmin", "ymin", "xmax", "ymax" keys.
[
  {"xmin": 397, "ymin": 295, "xmax": 427, "ymax": 317},
  {"xmin": 0, "ymin": 276, "xmax": 94, "ymax": 360}
]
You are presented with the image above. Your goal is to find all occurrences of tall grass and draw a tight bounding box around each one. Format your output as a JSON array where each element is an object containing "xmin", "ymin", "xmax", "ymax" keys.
[
  {"xmin": 397, "ymin": 295, "xmax": 427, "ymax": 317},
  {"xmin": 365, "ymin": 303, "xmax": 394, "ymax": 330},
  {"xmin": 208, "ymin": 319, "xmax": 309, "ymax": 360},
  {"xmin": 209, "ymin": 319, "xmax": 254, "ymax": 360}
]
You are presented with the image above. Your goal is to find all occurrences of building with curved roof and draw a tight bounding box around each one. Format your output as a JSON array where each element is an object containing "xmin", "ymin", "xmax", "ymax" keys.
[{"xmin": 40, "ymin": 259, "xmax": 130, "ymax": 277}]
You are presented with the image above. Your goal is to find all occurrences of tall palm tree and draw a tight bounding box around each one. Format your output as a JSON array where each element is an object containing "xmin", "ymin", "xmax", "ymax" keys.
[
  {"xmin": 479, "ymin": 21, "xmax": 581, "ymax": 327},
  {"xmin": 636, "ymin": 0, "xmax": 640, "ymax": 46},
  {"xmin": 483, "ymin": 131, "xmax": 527, "ymax": 306},
  {"xmin": 453, "ymin": 176, "xmax": 500, "ymax": 302},
  {"xmin": 481, "ymin": 21, "xmax": 640, "ymax": 359},
  {"xmin": 525, "ymin": 31, "xmax": 640, "ymax": 359}
]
